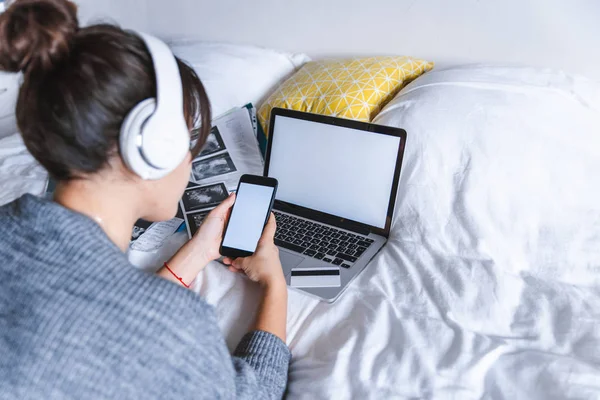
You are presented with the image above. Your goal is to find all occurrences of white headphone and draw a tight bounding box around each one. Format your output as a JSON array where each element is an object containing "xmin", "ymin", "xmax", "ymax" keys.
[{"xmin": 119, "ymin": 32, "xmax": 190, "ymax": 180}]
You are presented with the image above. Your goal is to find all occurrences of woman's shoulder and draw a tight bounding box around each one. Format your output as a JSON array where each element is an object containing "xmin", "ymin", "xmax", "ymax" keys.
[
  {"xmin": 0, "ymin": 195, "xmax": 233, "ymax": 394},
  {"xmin": 0, "ymin": 193, "xmax": 103, "ymax": 244},
  {"xmin": 0, "ymin": 193, "xmax": 227, "ymax": 356},
  {"xmin": 0, "ymin": 240, "xmax": 233, "ymax": 397}
]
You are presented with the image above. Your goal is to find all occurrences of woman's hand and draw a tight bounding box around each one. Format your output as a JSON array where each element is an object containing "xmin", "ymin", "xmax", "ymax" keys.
[
  {"xmin": 158, "ymin": 193, "xmax": 235, "ymax": 288},
  {"xmin": 189, "ymin": 192, "xmax": 236, "ymax": 264},
  {"xmin": 225, "ymin": 213, "xmax": 288, "ymax": 342},
  {"xmin": 223, "ymin": 213, "xmax": 286, "ymax": 289}
]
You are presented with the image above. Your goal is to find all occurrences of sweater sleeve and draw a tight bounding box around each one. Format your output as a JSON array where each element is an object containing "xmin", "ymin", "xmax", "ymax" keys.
[{"xmin": 231, "ymin": 330, "xmax": 291, "ymax": 399}]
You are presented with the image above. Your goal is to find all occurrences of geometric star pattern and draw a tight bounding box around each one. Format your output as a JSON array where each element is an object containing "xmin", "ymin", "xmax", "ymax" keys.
[{"xmin": 258, "ymin": 56, "xmax": 433, "ymax": 135}]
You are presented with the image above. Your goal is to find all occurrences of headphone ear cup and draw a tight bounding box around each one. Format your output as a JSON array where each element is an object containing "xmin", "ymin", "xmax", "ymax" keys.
[
  {"xmin": 119, "ymin": 32, "xmax": 191, "ymax": 181},
  {"xmin": 119, "ymin": 99, "xmax": 157, "ymax": 180}
]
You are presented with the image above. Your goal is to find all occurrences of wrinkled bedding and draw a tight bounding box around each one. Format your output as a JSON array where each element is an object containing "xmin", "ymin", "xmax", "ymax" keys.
[
  {"xmin": 1, "ymin": 66, "xmax": 599, "ymax": 399},
  {"xmin": 0, "ymin": 133, "xmax": 46, "ymax": 206}
]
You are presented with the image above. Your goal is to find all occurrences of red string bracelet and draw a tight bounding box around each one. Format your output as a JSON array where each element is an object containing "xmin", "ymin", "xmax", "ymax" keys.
[{"xmin": 163, "ymin": 262, "xmax": 190, "ymax": 288}]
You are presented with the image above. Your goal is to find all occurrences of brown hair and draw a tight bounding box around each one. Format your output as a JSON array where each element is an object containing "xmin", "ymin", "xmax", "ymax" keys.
[{"xmin": 0, "ymin": 0, "xmax": 211, "ymax": 180}]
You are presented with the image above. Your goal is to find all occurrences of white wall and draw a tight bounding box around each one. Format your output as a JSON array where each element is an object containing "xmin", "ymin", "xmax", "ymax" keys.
[{"xmin": 77, "ymin": 0, "xmax": 600, "ymax": 80}]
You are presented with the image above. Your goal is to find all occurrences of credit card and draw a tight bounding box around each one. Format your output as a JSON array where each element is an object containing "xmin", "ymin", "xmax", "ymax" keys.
[{"xmin": 290, "ymin": 267, "xmax": 341, "ymax": 288}]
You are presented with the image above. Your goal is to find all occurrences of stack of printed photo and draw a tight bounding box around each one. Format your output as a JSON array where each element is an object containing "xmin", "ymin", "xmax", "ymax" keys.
[
  {"xmin": 180, "ymin": 104, "xmax": 265, "ymax": 239},
  {"xmin": 179, "ymin": 181, "xmax": 229, "ymax": 239},
  {"xmin": 129, "ymin": 204, "xmax": 185, "ymax": 252},
  {"xmin": 190, "ymin": 126, "xmax": 236, "ymax": 182},
  {"xmin": 189, "ymin": 106, "xmax": 264, "ymax": 192}
]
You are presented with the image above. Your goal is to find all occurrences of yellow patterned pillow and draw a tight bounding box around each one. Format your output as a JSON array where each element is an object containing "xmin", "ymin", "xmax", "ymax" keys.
[{"xmin": 258, "ymin": 56, "xmax": 433, "ymax": 134}]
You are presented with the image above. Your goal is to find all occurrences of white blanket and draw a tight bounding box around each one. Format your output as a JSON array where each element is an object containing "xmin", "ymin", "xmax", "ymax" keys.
[
  {"xmin": 2, "ymin": 66, "xmax": 599, "ymax": 399},
  {"xmin": 0, "ymin": 133, "xmax": 46, "ymax": 205},
  {"xmin": 204, "ymin": 66, "xmax": 600, "ymax": 399},
  {"xmin": 368, "ymin": 66, "xmax": 600, "ymax": 399}
]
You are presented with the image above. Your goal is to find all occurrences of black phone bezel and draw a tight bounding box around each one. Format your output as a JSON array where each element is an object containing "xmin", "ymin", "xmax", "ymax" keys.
[{"xmin": 219, "ymin": 174, "xmax": 278, "ymax": 258}]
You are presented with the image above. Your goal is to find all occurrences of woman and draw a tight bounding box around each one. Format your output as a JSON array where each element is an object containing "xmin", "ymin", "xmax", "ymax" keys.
[{"xmin": 0, "ymin": 0, "xmax": 289, "ymax": 399}]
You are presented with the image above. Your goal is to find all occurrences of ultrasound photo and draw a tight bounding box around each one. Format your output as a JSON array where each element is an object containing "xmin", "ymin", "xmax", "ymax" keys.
[
  {"xmin": 191, "ymin": 153, "xmax": 237, "ymax": 182},
  {"xmin": 131, "ymin": 219, "xmax": 152, "ymax": 242},
  {"xmin": 181, "ymin": 183, "xmax": 228, "ymax": 212},
  {"xmin": 186, "ymin": 210, "xmax": 210, "ymax": 237},
  {"xmin": 198, "ymin": 126, "xmax": 225, "ymax": 157}
]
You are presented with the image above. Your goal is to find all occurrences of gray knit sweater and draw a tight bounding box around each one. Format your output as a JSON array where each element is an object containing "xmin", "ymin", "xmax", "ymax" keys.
[{"xmin": 0, "ymin": 194, "xmax": 290, "ymax": 399}]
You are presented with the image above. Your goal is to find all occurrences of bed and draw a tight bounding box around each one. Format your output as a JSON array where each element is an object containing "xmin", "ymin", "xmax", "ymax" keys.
[{"xmin": 2, "ymin": 1, "xmax": 600, "ymax": 398}]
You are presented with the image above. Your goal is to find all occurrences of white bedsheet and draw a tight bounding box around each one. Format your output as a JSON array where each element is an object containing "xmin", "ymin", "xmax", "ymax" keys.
[
  {"xmin": 0, "ymin": 134, "xmax": 46, "ymax": 205},
  {"xmin": 203, "ymin": 66, "xmax": 600, "ymax": 399},
  {"xmin": 1, "ymin": 66, "xmax": 599, "ymax": 399}
]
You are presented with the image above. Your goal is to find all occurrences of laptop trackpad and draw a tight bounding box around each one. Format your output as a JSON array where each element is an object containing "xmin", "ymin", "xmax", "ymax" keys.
[{"xmin": 279, "ymin": 250, "xmax": 304, "ymax": 272}]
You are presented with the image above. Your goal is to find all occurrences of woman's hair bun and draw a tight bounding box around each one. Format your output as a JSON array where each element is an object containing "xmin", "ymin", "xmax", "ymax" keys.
[{"xmin": 0, "ymin": 0, "xmax": 79, "ymax": 73}]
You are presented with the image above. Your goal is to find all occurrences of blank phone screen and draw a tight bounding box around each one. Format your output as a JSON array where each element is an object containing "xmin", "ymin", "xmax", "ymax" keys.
[{"xmin": 222, "ymin": 183, "xmax": 275, "ymax": 252}]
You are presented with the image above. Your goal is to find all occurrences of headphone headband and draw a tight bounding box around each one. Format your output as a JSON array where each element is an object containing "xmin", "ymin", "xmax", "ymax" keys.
[{"xmin": 136, "ymin": 33, "xmax": 184, "ymax": 123}]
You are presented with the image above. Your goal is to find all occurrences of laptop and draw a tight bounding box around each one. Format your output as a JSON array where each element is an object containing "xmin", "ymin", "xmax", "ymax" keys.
[{"xmin": 264, "ymin": 108, "xmax": 407, "ymax": 302}]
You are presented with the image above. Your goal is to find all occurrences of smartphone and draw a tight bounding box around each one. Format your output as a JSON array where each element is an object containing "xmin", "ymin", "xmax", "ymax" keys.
[{"xmin": 220, "ymin": 174, "xmax": 278, "ymax": 258}]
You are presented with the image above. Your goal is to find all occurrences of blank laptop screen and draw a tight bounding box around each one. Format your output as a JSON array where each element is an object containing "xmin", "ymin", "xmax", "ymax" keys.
[{"xmin": 267, "ymin": 115, "xmax": 402, "ymax": 230}]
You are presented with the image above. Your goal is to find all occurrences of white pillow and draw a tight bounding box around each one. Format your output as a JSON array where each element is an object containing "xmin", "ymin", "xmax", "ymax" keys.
[
  {"xmin": 169, "ymin": 40, "xmax": 310, "ymax": 117},
  {"xmin": 0, "ymin": 43, "xmax": 309, "ymax": 137},
  {"xmin": 374, "ymin": 65, "xmax": 600, "ymax": 285},
  {"xmin": 0, "ymin": 72, "xmax": 20, "ymax": 140}
]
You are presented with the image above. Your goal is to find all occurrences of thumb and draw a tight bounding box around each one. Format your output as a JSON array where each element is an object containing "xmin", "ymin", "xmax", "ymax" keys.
[
  {"xmin": 212, "ymin": 193, "xmax": 236, "ymax": 217},
  {"xmin": 259, "ymin": 213, "xmax": 277, "ymax": 244}
]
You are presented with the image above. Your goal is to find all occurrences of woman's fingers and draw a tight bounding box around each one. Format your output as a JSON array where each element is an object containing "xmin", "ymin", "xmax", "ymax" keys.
[
  {"xmin": 232, "ymin": 257, "xmax": 247, "ymax": 269},
  {"xmin": 215, "ymin": 193, "xmax": 235, "ymax": 214},
  {"xmin": 225, "ymin": 257, "xmax": 245, "ymax": 274},
  {"xmin": 223, "ymin": 257, "xmax": 233, "ymax": 265},
  {"xmin": 211, "ymin": 193, "xmax": 236, "ymax": 218}
]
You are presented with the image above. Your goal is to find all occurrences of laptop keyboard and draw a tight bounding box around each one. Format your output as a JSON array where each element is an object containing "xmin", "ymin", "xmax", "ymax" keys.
[{"xmin": 273, "ymin": 211, "xmax": 374, "ymax": 268}]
